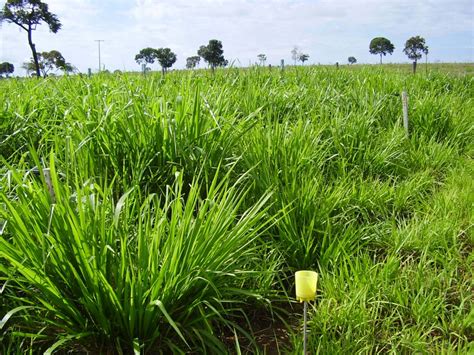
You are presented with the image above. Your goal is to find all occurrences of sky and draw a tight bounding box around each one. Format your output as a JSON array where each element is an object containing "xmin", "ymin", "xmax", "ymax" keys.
[{"xmin": 0, "ymin": 0, "xmax": 473, "ymax": 74}]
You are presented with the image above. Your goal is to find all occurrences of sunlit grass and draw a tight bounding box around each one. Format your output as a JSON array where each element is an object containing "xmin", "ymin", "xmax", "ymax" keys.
[{"xmin": 1, "ymin": 65, "xmax": 472, "ymax": 353}]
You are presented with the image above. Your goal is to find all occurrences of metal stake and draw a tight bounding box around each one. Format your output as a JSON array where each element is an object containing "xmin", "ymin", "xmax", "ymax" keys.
[{"xmin": 303, "ymin": 301, "xmax": 308, "ymax": 354}]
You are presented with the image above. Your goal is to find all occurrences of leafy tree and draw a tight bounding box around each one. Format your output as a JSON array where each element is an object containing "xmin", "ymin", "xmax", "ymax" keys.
[
  {"xmin": 369, "ymin": 37, "xmax": 395, "ymax": 64},
  {"xmin": 155, "ymin": 48, "xmax": 177, "ymax": 75},
  {"xmin": 299, "ymin": 53, "xmax": 309, "ymax": 65},
  {"xmin": 348, "ymin": 56, "xmax": 357, "ymax": 65},
  {"xmin": 257, "ymin": 53, "xmax": 266, "ymax": 66},
  {"xmin": 41, "ymin": 50, "xmax": 67, "ymax": 74},
  {"xmin": 186, "ymin": 56, "xmax": 200, "ymax": 69},
  {"xmin": 198, "ymin": 39, "xmax": 226, "ymax": 72},
  {"xmin": 1, "ymin": 0, "xmax": 61, "ymax": 78},
  {"xmin": 291, "ymin": 46, "xmax": 299, "ymax": 65},
  {"xmin": 403, "ymin": 36, "xmax": 429, "ymax": 74},
  {"xmin": 0, "ymin": 62, "xmax": 14, "ymax": 77},
  {"xmin": 22, "ymin": 50, "xmax": 72, "ymax": 77},
  {"xmin": 135, "ymin": 47, "xmax": 158, "ymax": 67}
]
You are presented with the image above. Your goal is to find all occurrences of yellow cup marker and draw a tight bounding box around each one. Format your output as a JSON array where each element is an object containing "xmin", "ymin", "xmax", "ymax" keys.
[
  {"xmin": 295, "ymin": 270, "xmax": 318, "ymax": 354},
  {"xmin": 295, "ymin": 270, "xmax": 318, "ymax": 302}
]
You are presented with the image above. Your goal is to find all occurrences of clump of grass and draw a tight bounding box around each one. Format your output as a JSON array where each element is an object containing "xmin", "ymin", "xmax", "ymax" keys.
[{"xmin": 1, "ymin": 153, "xmax": 280, "ymax": 353}]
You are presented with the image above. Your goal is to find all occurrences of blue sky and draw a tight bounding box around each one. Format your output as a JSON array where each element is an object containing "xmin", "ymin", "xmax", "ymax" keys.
[{"xmin": 1, "ymin": 0, "xmax": 473, "ymax": 74}]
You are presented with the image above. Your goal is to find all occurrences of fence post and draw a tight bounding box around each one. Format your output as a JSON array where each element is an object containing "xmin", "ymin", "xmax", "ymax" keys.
[{"xmin": 402, "ymin": 91, "xmax": 409, "ymax": 136}]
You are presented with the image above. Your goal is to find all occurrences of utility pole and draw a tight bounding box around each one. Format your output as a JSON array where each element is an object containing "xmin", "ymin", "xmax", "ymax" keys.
[{"xmin": 95, "ymin": 40, "xmax": 104, "ymax": 72}]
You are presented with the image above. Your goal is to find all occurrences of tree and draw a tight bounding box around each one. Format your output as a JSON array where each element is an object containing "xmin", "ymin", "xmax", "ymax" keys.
[
  {"xmin": 257, "ymin": 53, "xmax": 266, "ymax": 66},
  {"xmin": 348, "ymin": 56, "xmax": 357, "ymax": 65},
  {"xmin": 403, "ymin": 36, "xmax": 428, "ymax": 74},
  {"xmin": 40, "ymin": 50, "xmax": 66, "ymax": 75},
  {"xmin": 155, "ymin": 48, "xmax": 177, "ymax": 75},
  {"xmin": 1, "ymin": 0, "xmax": 61, "ymax": 78},
  {"xmin": 291, "ymin": 46, "xmax": 299, "ymax": 65},
  {"xmin": 135, "ymin": 47, "xmax": 158, "ymax": 68},
  {"xmin": 22, "ymin": 50, "xmax": 72, "ymax": 77},
  {"xmin": 0, "ymin": 62, "xmax": 14, "ymax": 77},
  {"xmin": 186, "ymin": 56, "xmax": 200, "ymax": 69},
  {"xmin": 369, "ymin": 37, "xmax": 395, "ymax": 64},
  {"xmin": 299, "ymin": 53, "xmax": 309, "ymax": 65},
  {"xmin": 198, "ymin": 39, "xmax": 227, "ymax": 72}
]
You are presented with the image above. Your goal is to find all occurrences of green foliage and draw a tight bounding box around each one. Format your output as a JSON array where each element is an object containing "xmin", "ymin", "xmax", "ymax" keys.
[
  {"xmin": 198, "ymin": 39, "xmax": 227, "ymax": 70},
  {"xmin": 404, "ymin": 36, "xmax": 429, "ymax": 74},
  {"xmin": 135, "ymin": 47, "xmax": 177, "ymax": 74},
  {"xmin": 404, "ymin": 36, "xmax": 429, "ymax": 62},
  {"xmin": 155, "ymin": 48, "xmax": 177, "ymax": 73},
  {"xmin": 298, "ymin": 159, "xmax": 473, "ymax": 353},
  {"xmin": 0, "ymin": 0, "xmax": 61, "ymax": 32},
  {"xmin": 0, "ymin": 62, "xmax": 14, "ymax": 77},
  {"xmin": 0, "ymin": 0, "xmax": 61, "ymax": 77},
  {"xmin": 0, "ymin": 65, "xmax": 472, "ymax": 353},
  {"xmin": 134, "ymin": 47, "xmax": 158, "ymax": 66},
  {"xmin": 1, "ymin": 155, "xmax": 278, "ymax": 353},
  {"xmin": 369, "ymin": 37, "xmax": 395, "ymax": 64},
  {"xmin": 186, "ymin": 55, "xmax": 200, "ymax": 69},
  {"xmin": 23, "ymin": 50, "xmax": 73, "ymax": 77},
  {"xmin": 348, "ymin": 56, "xmax": 357, "ymax": 65}
]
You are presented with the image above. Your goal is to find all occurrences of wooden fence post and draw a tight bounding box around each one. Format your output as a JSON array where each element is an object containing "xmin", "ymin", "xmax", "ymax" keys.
[{"xmin": 402, "ymin": 91, "xmax": 409, "ymax": 136}]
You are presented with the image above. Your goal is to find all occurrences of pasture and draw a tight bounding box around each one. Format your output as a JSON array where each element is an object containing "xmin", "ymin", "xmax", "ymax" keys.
[{"xmin": 1, "ymin": 65, "xmax": 473, "ymax": 353}]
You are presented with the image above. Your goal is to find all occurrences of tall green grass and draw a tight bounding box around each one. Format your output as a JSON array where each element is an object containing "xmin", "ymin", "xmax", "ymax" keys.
[
  {"xmin": 297, "ymin": 158, "xmax": 473, "ymax": 353},
  {"xmin": 1, "ymin": 153, "xmax": 280, "ymax": 353},
  {"xmin": 1, "ymin": 65, "xmax": 472, "ymax": 353}
]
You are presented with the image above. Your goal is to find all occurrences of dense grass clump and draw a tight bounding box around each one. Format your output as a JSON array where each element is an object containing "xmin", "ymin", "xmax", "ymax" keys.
[{"xmin": 1, "ymin": 65, "xmax": 473, "ymax": 353}]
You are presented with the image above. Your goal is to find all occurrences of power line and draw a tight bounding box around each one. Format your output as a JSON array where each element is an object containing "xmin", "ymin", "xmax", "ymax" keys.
[{"xmin": 95, "ymin": 40, "xmax": 104, "ymax": 72}]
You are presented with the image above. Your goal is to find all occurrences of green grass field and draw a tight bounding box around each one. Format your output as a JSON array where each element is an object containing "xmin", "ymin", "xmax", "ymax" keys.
[{"xmin": 1, "ymin": 65, "xmax": 473, "ymax": 354}]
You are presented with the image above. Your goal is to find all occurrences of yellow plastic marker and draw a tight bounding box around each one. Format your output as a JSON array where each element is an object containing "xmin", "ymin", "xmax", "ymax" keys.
[
  {"xmin": 295, "ymin": 271, "xmax": 318, "ymax": 302},
  {"xmin": 295, "ymin": 270, "xmax": 318, "ymax": 354}
]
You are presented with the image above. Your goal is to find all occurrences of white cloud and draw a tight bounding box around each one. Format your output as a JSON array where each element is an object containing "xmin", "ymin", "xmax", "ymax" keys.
[
  {"xmin": 1, "ymin": 0, "xmax": 473, "ymax": 75},
  {"xmin": 129, "ymin": 0, "xmax": 474, "ymax": 65}
]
